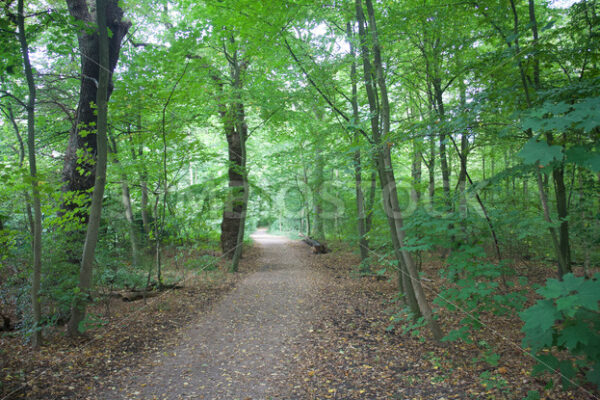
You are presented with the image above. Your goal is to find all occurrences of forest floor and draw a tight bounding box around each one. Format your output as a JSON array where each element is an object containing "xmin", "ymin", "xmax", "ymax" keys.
[{"xmin": 1, "ymin": 230, "xmax": 597, "ymax": 399}]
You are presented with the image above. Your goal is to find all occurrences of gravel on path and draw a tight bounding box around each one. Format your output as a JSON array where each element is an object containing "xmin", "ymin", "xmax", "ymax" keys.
[{"xmin": 98, "ymin": 229, "xmax": 321, "ymax": 400}]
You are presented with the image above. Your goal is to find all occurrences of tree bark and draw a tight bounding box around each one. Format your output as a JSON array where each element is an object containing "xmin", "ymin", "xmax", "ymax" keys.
[
  {"xmin": 433, "ymin": 79, "xmax": 451, "ymax": 211},
  {"xmin": 358, "ymin": 0, "xmax": 442, "ymax": 340},
  {"xmin": 427, "ymin": 136, "xmax": 436, "ymax": 207},
  {"xmin": 411, "ymin": 141, "xmax": 422, "ymax": 206},
  {"xmin": 347, "ymin": 21, "xmax": 370, "ymax": 268},
  {"xmin": 508, "ymin": 0, "xmax": 571, "ymax": 277},
  {"xmin": 61, "ymin": 0, "xmax": 129, "ymax": 215},
  {"xmin": 312, "ymin": 143, "xmax": 325, "ymax": 240},
  {"xmin": 218, "ymin": 46, "xmax": 249, "ymax": 270},
  {"xmin": 553, "ymin": 161, "xmax": 571, "ymax": 270},
  {"xmin": 67, "ymin": 0, "xmax": 111, "ymax": 336},
  {"xmin": 229, "ymin": 63, "xmax": 249, "ymax": 272},
  {"xmin": 365, "ymin": 170, "xmax": 377, "ymax": 233},
  {"xmin": 17, "ymin": 0, "xmax": 43, "ymax": 348}
]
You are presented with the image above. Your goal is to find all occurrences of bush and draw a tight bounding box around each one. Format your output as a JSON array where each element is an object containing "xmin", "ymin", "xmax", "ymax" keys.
[{"xmin": 520, "ymin": 273, "xmax": 600, "ymax": 389}]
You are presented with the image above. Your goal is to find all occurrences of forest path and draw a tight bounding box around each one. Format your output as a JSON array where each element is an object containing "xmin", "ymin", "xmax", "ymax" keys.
[{"xmin": 99, "ymin": 228, "xmax": 321, "ymax": 399}]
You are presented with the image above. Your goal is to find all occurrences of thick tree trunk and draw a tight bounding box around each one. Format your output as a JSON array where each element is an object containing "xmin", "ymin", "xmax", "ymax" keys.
[
  {"xmin": 553, "ymin": 163, "xmax": 572, "ymax": 271},
  {"xmin": 230, "ymin": 94, "xmax": 249, "ymax": 272},
  {"xmin": 18, "ymin": 0, "xmax": 43, "ymax": 349},
  {"xmin": 67, "ymin": 0, "xmax": 111, "ymax": 336},
  {"xmin": 219, "ymin": 50, "xmax": 249, "ymax": 269},
  {"xmin": 62, "ymin": 0, "xmax": 129, "ymax": 214},
  {"xmin": 220, "ymin": 114, "xmax": 245, "ymax": 259}
]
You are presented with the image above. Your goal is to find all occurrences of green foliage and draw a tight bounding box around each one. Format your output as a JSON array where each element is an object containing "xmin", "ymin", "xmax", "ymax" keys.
[
  {"xmin": 473, "ymin": 340, "xmax": 500, "ymax": 368},
  {"xmin": 404, "ymin": 208, "xmax": 527, "ymax": 343},
  {"xmin": 518, "ymin": 137, "xmax": 564, "ymax": 167},
  {"xmin": 479, "ymin": 370, "xmax": 508, "ymax": 393},
  {"xmin": 520, "ymin": 273, "xmax": 600, "ymax": 389},
  {"xmin": 185, "ymin": 254, "xmax": 218, "ymax": 273},
  {"xmin": 523, "ymin": 390, "xmax": 540, "ymax": 400},
  {"xmin": 77, "ymin": 312, "xmax": 107, "ymax": 334}
]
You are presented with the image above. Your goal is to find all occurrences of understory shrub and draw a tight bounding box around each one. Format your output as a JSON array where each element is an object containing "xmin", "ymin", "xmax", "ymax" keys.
[{"xmin": 520, "ymin": 273, "xmax": 600, "ymax": 390}]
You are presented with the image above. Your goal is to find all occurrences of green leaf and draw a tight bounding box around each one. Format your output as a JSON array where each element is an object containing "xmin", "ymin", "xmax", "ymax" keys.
[
  {"xmin": 561, "ymin": 273, "xmax": 584, "ymax": 293},
  {"xmin": 578, "ymin": 280, "xmax": 600, "ymax": 311},
  {"xmin": 541, "ymin": 20, "xmax": 555, "ymax": 31},
  {"xmin": 557, "ymin": 321, "xmax": 594, "ymax": 350},
  {"xmin": 555, "ymin": 295, "xmax": 580, "ymax": 317},
  {"xmin": 537, "ymin": 278, "xmax": 565, "ymax": 299},
  {"xmin": 523, "ymin": 390, "xmax": 540, "ymax": 400},
  {"xmin": 518, "ymin": 137, "xmax": 563, "ymax": 166},
  {"xmin": 565, "ymin": 146, "xmax": 600, "ymax": 172},
  {"xmin": 585, "ymin": 363, "xmax": 600, "ymax": 388},
  {"xmin": 532, "ymin": 353, "xmax": 559, "ymax": 376},
  {"xmin": 520, "ymin": 300, "xmax": 559, "ymax": 351}
]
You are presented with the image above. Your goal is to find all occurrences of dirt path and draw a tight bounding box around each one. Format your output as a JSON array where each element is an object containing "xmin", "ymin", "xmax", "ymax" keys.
[{"xmin": 98, "ymin": 229, "xmax": 320, "ymax": 400}]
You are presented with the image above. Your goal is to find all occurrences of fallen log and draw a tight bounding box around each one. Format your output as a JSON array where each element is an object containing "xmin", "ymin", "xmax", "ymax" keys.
[
  {"xmin": 121, "ymin": 290, "xmax": 160, "ymax": 302},
  {"xmin": 299, "ymin": 233, "xmax": 329, "ymax": 254},
  {"xmin": 115, "ymin": 283, "xmax": 184, "ymax": 302}
]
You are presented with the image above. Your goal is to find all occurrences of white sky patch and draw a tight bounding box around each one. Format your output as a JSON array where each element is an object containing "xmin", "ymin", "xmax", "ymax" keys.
[
  {"xmin": 549, "ymin": 0, "xmax": 582, "ymax": 8},
  {"xmin": 310, "ymin": 22, "xmax": 350, "ymax": 57}
]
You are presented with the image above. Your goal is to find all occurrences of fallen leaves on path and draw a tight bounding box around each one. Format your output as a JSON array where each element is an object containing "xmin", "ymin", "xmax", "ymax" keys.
[{"xmin": 281, "ymin": 248, "xmax": 597, "ymax": 400}]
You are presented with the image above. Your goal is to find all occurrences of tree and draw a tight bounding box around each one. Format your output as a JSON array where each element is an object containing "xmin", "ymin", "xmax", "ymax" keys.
[
  {"xmin": 16, "ymin": 0, "xmax": 43, "ymax": 348},
  {"xmin": 61, "ymin": 0, "xmax": 129, "ymax": 227},
  {"xmin": 354, "ymin": 0, "xmax": 442, "ymax": 340},
  {"xmin": 67, "ymin": 0, "xmax": 113, "ymax": 336}
]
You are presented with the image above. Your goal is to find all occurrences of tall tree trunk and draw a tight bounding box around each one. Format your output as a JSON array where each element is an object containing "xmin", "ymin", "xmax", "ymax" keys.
[
  {"xmin": 365, "ymin": 170, "xmax": 377, "ymax": 233},
  {"xmin": 153, "ymin": 62, "xmax": 189, "ymax": 286},
  {"xmin": 457, "ymin": 83, "xmax": 469, "ymax": 223},
  {"xmin": 18, "ymin": 0, "xmax": 43, "ymax": 348},
  {"xmin": 509, "ymin": 0, "xmax": 571, "ymax": 276},
  {"xmin": 433, "ymin": 79, "xmax": 451, "ymax": 211},
  {"xmin": 428, "ymin": 136, "xmax": 436, "ymax": 207},
  {"xmin": 457, "ymin": 134, "xmax": 468, "ymax": 219},
  {"xmin": 411, "ymin": 141, "xmax": 422, "ymax": 206},
  {"xmin": 482, "ymin": 154, "xmax": 487, "ymax": 201},
  {"xmin": 358, "ymin": 0, "xmax": 442, "ymax": 340},
  {"xmin": 553, "ymin": 161, "xmax": 571, "ymax": 270},
  {"xmin": 67, "ymin": 0, "xmax": 111, "ymax": 336},
  {"xmin": 220, "ymin": 107, "xmax": 246, "ymax": 260},
  {"xmin": 219, "ymin": 48, "xmax": 249, "ymax": 271},
  {"xmin": 61, "ymin": 0, "xmax": 129, "ymax": 215},
  {"xmin": 312, "ymin": 144, "xmax": 325, "ymax": 240},
  {"xmin": 301, "ymin": 160, "xmax": 312, "ymax": 237},
  {"xmin": 347, "ymin": 21, "xmax": 370, "ymax": 267},
  {"xmin": 61, "ymin": 0, "xmax": 128, "ymax": 269},
  {"xmin": 229, "ymin": 66, "xmax": 249, "ymax": 272}
]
